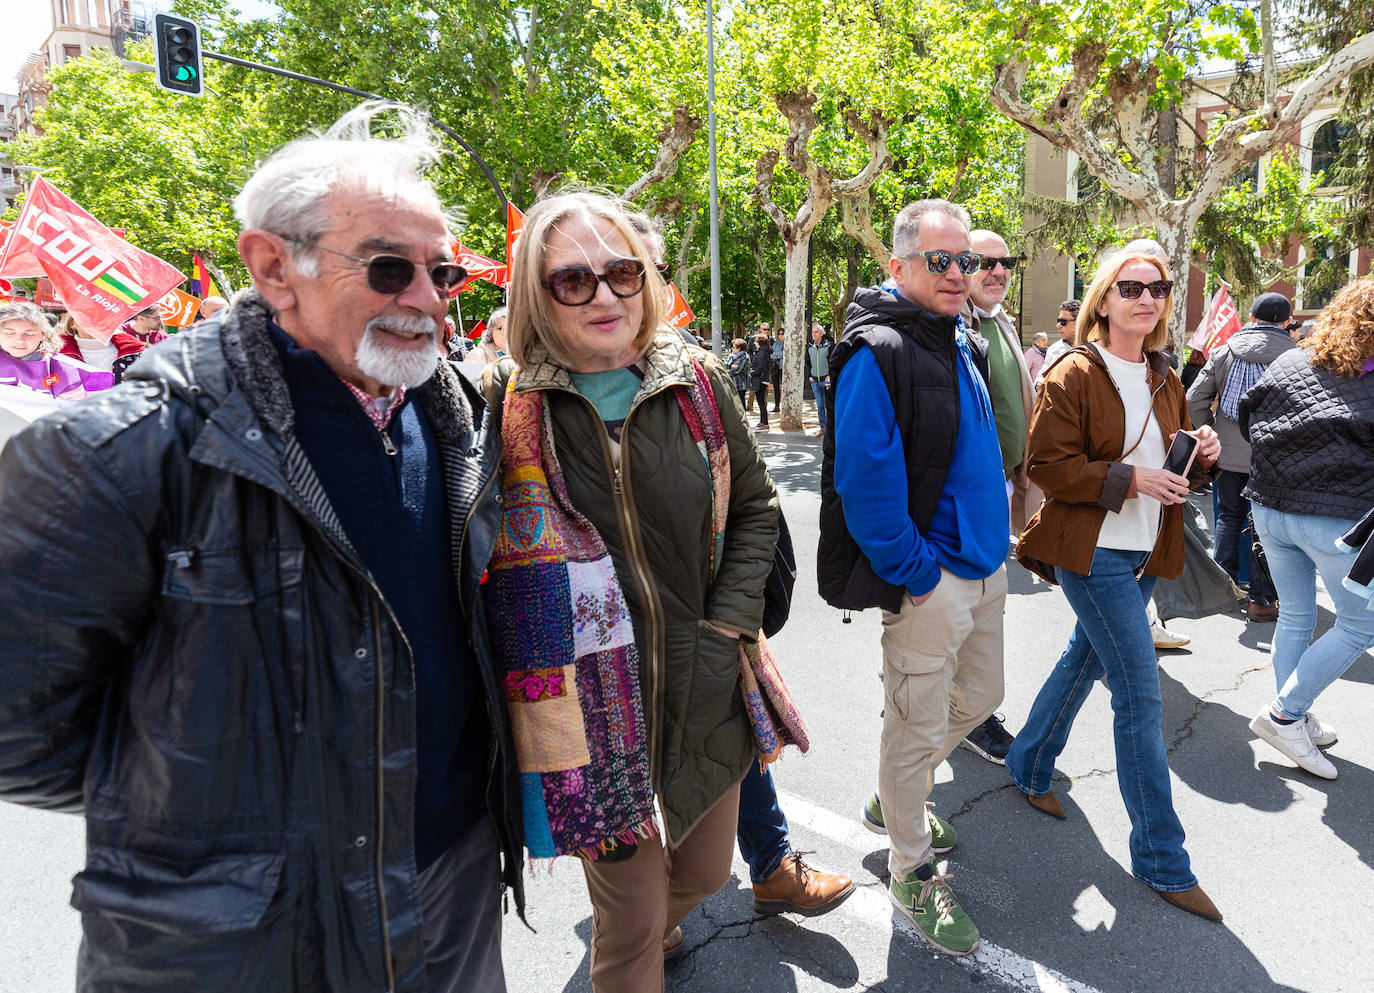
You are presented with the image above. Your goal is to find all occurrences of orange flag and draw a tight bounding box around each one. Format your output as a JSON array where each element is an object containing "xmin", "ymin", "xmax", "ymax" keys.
[
  {"xmin": 664, "ymin": 282, "xmax": 695, "ymax": 328},
  {"xmin": 157, "ymin": 287, "xmax": 203, "ymax": 327},
  {"xmin": 505, "ymin": 203, "xmax": 526, "ymax": 267}
]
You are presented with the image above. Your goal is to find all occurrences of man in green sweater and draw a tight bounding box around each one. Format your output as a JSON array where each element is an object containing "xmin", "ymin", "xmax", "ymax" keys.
[{"xmin": 958, "ymin": 228, "xmax": 1035, "ymax": 765}]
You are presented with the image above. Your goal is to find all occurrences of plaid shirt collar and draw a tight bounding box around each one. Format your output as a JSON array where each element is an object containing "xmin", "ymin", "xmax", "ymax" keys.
[{"xmin": 339, "ymin": 377, "xmax": 406, "ymax": 431}]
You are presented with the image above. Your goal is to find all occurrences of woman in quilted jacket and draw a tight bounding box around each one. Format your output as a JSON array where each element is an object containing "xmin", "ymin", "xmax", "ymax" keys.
[
  {"xmin": 481, "ymin": 192, "xmax": 779, "ymax": 993},
  {"xmin": 1239, "ymin": 276, "xmax": 1374, "ymax": 782}
]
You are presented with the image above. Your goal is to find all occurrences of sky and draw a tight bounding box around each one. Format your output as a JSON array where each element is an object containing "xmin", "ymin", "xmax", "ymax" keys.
[{"xmin": 2, "ymin": 1, "xmax": 280, "ymax": 93}]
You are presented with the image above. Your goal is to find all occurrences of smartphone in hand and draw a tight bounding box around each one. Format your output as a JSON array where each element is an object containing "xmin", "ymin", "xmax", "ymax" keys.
[{"xmin": 1163, "ymin": 430, "xmax": 1200, "ymax": 477}]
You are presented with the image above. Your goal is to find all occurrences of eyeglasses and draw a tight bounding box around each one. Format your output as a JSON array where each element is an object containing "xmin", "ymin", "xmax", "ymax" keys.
[
  {"xmin": 1114, "ymin": 279, "xmax": 1174, "ymax": 300},
  {"xmin": 655, "ymin": 261, "xmax": 673, "ymax": 282},
  {"xmin": 284, "ymin": 237, "xmax": 467, "ymax": 295},
  {"xmin": 541, "ymin": 258, "xmax": 646, "ymax": 306},
  {"xmin": 1055, "ymin": 317, "xmax": 1071, "ymax": 327},
  {"xmin": 977, "ymin": 255, "xmax": 1021, "ymax": 271},
  {"xmin": 902, "ymin": 250, "xmax": 983, "ymax": 275}
]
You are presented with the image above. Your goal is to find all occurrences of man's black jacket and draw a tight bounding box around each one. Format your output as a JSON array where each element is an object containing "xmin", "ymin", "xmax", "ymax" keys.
[{"xmin": 0, "ymin": 292, "xmax": 523, "ymax": 992}]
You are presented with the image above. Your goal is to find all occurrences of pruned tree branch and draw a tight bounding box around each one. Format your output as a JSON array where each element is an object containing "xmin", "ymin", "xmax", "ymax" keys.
[
  {"xmin": 839, "ymin": 190, "xmax": 889, "ymax": 267},
  {"xmin": 753, "ymin": 148, "xmax": 793, "ymax": 242},
  {"xmin": 623, "ymin": 106, "xmax": 703, "ymax": 202}
]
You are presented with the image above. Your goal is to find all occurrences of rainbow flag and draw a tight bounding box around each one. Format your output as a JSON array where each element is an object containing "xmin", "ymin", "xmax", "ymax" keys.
[
  {"xmin": 93, "ymin": 266, "xmax": 149, "ymax": 305},
  {"xmin": 191, "ymin": 252, "xmax": 219, "ymax": 299}
]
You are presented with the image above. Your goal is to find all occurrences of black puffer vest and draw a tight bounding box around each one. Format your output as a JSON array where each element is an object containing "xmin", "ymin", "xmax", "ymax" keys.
[{"xmin": 817, "ymin": 287, "xmax": 991, "ymax": 612}]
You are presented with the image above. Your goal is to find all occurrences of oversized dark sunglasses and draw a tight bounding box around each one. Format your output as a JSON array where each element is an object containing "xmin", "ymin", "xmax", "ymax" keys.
[
  {"xmin": 1056, "ymin": 317, "xmax": 1071, "ymax": 326},
  {"xmin": 903, "ymin": 250, "xmax": 983, "ymax": 275},
  {"xmin": 287, "ymin": 238, "xmax": 467, "ymax": 295},
  {"xmin": 977, "ymin": 255, "xmax": 1021, "ymax": 271},
  {"xmin": 542, "ymin": 258, "xmax": 646, "ymax": 306},
  {"xmin": 1114, "ymin": 279, "xmax": 1174, "ymax": 300}
]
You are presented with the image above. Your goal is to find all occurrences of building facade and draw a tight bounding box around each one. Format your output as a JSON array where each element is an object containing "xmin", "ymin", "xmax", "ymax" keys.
[{"xmin": 1021, "ymin": 73, "xmax": 1370, "ymax": 343}]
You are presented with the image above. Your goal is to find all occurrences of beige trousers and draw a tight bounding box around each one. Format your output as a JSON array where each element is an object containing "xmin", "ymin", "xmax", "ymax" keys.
[
  {"xmin": 879, "ymin": 565, "xmax": 1007, "ymax": 878},
  {"xmin": 580, "ymin": 783, "xmax": 741, "ymax": 993}
]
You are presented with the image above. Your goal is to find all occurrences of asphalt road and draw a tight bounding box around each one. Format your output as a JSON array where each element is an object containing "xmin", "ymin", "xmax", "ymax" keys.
[{"xmin": 3, "ymin": 430, "xmax": 1371, "ymax": 993}]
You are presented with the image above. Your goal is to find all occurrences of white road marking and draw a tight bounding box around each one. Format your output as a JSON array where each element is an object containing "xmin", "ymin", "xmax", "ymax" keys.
[{"xmin": 774, "ymin": 787, "xmax": 1110, "ymax": 993}]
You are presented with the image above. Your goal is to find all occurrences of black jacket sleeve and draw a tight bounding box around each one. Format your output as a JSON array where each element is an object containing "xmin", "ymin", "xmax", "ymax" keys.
[{"xmin": 0, "ymin": 412, "xmax": 158, "ymax": 811}]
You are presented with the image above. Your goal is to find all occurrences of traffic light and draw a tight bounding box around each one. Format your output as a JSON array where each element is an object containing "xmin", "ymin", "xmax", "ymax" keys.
[{"xmin": 154, "ymin": 13, "xmax": 203, "ymax": 97}]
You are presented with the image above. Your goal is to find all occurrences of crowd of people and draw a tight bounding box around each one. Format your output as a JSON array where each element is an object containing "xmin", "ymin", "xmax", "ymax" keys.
[{"xmin": 0, "ymin": 101, "xmax": 1372, "ymax": 993}]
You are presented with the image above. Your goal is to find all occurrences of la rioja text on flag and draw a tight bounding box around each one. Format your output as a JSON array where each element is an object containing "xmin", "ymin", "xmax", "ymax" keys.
[{"xmin": 0, "ymin": 177, "xmax": 186, "ymax": 340}]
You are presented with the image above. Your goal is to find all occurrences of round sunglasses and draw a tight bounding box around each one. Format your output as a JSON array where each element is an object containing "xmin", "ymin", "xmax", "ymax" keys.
[
  {"xmin": 1114, "ymin": 279, "xmax": 1174, "ymax": 300},
  {"xmin": 541, "ymin": 258, "xmax": 646, "ymax": 306},
  {"xmin": 286, "ymin": 237, "xmax": 467, "ymax": 295},
  {"xmin": 901, "ymin": 250, "xmax": 983, "ymax": 276}
]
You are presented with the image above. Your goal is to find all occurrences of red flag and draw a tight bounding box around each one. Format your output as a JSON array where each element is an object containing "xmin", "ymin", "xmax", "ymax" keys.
[
  {"xmin": 1187, "ymin": 284, "xmax": 1241, "ymax": 357},
  {"xmin": 35, "ymin": 277, "xmax": 63, "ymax": 309},
  {"xmin": 0, "ymin": 177, "xmax": 186, "ymax": 340},
  {"xmin": 664, "ymin": 282, "xmax": 695, "ymax": 328},
  {"xmin": 449, "ymin": 240, "xmax": 508, "ymax": 296},
  {"xmin": 466, "ymin": 319, "xmax": 487, "ymax": 342},
  {"xmin": 505, "ymin": 203, "xmax": 525, "ymax": 267},
  {"xmin": 0, "ymin": 278, "xmax": 12, "ymax": 302}
]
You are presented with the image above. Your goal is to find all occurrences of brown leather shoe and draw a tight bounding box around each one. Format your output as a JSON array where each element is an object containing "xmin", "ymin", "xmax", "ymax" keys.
[
  {"xmin": 1247, "ymin": 602, "xmax": 1280, "ymax": 622},
  {"xmin": 1156, "ymin": 884, "xmax": 1222, "ymax": 922},
  {"xmin": 752, "ymin": 853, "xmax": 855, "ymax": 917},
  {"xmin": 662, "ymin": 925, "xmax": 685, "ymax": 959},
  {"xmin": 1023, "ymin": 788, "xmax": 1066, "ymax": 820}
]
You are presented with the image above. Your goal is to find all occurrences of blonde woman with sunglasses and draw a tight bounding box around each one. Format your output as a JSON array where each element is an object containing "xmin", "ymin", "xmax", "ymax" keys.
[{"xmin": 1011, "ymin": 249, "xmax": 1224, "ymax": 923}]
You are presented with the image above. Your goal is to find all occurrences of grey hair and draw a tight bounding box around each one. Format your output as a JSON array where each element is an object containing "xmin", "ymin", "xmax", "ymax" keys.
[
  {"xmin": 233, "ymin": 101, "xmax": 453, "ymax": 277},
  {"xmin": 0, "ymin": 301, "xmax": 49, "ymax": 331},
  {"xmin": 483, "ymin": 307, "xmax": 507, "ymax": 344},
  {"xmin": 624, "ymin": 211, "xmax": 667, "ymax": 264},
  {"xmin": 892, "ymin": 199, "xmax": 971, "ymax": 258}
]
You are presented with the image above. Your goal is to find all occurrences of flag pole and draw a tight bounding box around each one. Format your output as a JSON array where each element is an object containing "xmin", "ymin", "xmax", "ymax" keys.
[{"xmin": 705, "ymin": 0, "xmax": 723, "ymax": 357}]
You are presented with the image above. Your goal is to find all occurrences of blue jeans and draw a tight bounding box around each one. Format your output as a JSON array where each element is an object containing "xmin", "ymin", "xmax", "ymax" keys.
[
  {"xmin": 810, "ymin": 379, "xmax": 828, "ymax": 431},
  {"xmin": 1250, "ymin": 504, "xmax": 1374, "ymax": 718},
  {"xmin": 1213, "ymin": 470, "xmax": 1273, "ymax": 602},
  {"xmin": 1005, "ymin": 547, "xmax": 1196, "ymax": 891},
  {"xmin": 735, "ymin": 760, "xmax": 791, "ymax": 882}
]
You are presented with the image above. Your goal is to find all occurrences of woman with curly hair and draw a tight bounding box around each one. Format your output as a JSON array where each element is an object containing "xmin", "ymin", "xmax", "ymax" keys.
[{"xmin": 1239, "ymin": 276, "xmax": 1374, "ymax": 780}]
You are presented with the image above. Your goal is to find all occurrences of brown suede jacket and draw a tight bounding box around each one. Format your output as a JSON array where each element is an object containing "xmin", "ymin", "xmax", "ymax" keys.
[{"xmin": 1017, "ymin": 343, "xmax": 1214, "ymax": 584}]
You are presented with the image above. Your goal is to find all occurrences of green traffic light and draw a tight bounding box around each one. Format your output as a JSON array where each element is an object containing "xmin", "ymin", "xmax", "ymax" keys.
[{"xmin": 174, "ymin": 66, "xmax": 198, "ymax": 82}]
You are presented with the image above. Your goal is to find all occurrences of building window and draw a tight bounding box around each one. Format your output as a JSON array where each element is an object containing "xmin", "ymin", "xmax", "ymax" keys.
[
  {"xmin": 1074, "ymin": 161, "xmax": 1101, "ymax": 202},
  {"xmin": 1302, "ymin": 240, "xmax": 1352, "ymax": 312},
  {"xmin": 63, "ymin": 44, "xmax": 82, "ymax": 62},
  {"xmin": 1311, "ymin": 119, "xmax": 1352, "ymax": 186}
]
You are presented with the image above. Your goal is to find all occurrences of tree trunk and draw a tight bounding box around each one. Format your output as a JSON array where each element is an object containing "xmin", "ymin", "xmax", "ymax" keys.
[
  {"xmin": 780, "ymin": 236, "xmax": 811, "ymax": 431},
  {"xmin": 1151, "ymin": 206, "xmax": 1196, "ymax": 348}
]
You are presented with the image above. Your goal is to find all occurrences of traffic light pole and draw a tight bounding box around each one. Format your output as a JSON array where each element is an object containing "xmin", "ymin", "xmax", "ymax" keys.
[{"xmin": 200, "ymin": 50, "xmax": 508, "ymax": 210}]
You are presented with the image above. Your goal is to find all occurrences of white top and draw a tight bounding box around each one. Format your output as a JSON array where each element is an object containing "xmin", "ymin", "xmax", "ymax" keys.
[
  {"xmin": 1095, "ymin": 348, "xmax": 1165, "ymax": 552},
  {"xmin": 1038, "ymin": 338, "xmax": 1074, "ymax": 383},
  {"xmin": 75, "ymin": 336, "xmax": 119, "ymax": 373}
]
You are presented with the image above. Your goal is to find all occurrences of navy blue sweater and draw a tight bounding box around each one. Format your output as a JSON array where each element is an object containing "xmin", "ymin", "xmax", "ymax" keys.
[{"xmin": 271, "ymin": 326, "xmax": 487, "ymax": 871}]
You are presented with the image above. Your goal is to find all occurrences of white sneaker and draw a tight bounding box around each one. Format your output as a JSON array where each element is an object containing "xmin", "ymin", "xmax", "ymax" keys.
[
  {"xmin": 1304, "ymin": 712, "xmax": 1338, "ymax": 748},
  {"xmin": 1151, "ymin": 620, "xmax": 1190, "ymax": 649},
  {"xmin": 1249, "ymin": 706, "xmax": 1337, "ymax": 779}
]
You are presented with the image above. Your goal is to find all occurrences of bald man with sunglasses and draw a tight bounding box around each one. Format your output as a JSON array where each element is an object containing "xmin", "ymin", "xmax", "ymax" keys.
[{"xmin": 0, "ymin": 105, "xmax": 520, "ymax": 993}]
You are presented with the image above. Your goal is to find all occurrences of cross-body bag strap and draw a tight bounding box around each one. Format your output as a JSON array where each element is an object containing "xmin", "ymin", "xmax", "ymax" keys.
[{"xmin": 1081, "ymin": 342, "xmax": 1152, "ymax": 461}]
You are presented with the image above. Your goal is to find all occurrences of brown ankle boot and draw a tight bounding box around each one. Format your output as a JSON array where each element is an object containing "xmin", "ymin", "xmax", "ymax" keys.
[
  {"xmin": 752, "ymin": 853, "xmax": 855, "ymax": 917},
  {"xmin": 1156, "ymin": 884, "xmax": 1222, "ymax": 922},
  {"xmin": 1023, "ymin": 787, "xmax": 1066, "ymax": 820}
]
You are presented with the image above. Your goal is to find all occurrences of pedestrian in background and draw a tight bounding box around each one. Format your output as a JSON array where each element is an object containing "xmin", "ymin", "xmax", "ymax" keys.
[
  {"xmin": 485, "ymin": 191, "xmax": 779, "ymax": 993},
  {"xmin": 478, "ymin": 306, "xmax": 507, "ymax": 364},
  {"xmin": 770, "ymin": 327, "xmax": 785, "ymax": 412},
  {"xmin": 1187, "ymin": 292, "xmax": 1296, "ymax": 621},
  {"xmin": 750, "ymin": 331, "xmax": 773, "ymax": 427},
  {"xmin": 805, "ymin": 321, "xmax": 833, "ymax": 436},
  {"xmin": 728, "ymin": 336, "xmax": 751, "ymax": 409},
  {"xmin": 1038, "ymin": 299, "xmax": 1080, "ymax": 382},
  {"xmin": 1240, "ymin": 276, "xmax": 1374, "ymax": 781},
  {"xmin": 1024, "ymin": 331, "xmax": 1048, "ymax": 381},
  {"xmin": 1011, "ymin": 248, "xmax": 1224, "ymax": 923}
]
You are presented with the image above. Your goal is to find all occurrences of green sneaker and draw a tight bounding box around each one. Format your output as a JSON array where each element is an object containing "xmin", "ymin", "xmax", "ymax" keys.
[
  {"xmin": 862, "ymin": 793, "xmax": 887, "ymax": 835},
  {"xmin": 927, "ymin": 803, "xmax": 957, "ymax": 855},
  {"xmin": 889, "ymin": 863, "xmax": 980, "ymax": 956},
  {"xmin": 863, "ymin": 796, "xmax": 956, "ymax": 853}
]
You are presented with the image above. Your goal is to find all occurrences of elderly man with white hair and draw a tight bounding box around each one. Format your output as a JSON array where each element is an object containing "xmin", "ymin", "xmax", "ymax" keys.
[{"xmin": 0, "ymin": 104, "xmax": 520, "ymax": 993}]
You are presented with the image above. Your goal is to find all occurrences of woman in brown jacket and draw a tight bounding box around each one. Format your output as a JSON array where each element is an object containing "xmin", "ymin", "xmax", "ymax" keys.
[{"xmin": 1008, "ymin": 250, "xmax": 1223, "ymax": 922}]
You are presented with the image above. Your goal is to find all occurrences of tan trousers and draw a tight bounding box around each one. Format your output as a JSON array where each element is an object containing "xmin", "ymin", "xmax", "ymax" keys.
[
  {"xmin": 580, "ymin": 784, "xmax": 741, "ymax": 993},
  {"xmin": 879, "ymin": 565, "xmax": 1007, "ymax": 878}
]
